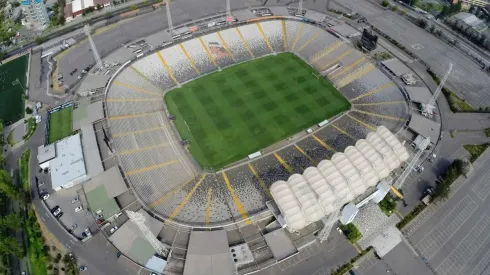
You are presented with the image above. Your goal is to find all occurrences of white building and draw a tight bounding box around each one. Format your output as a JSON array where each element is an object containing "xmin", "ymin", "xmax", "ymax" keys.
[
  {"xmin": 38, "ymin": 134, "xmax": 89, "ymax": 191},
  {"xmin": 21, "ymin": 0, "xmax": 49, "ymax": 27},
  {"xmin": 270, "ymin": 126, "xmax": 410, "ymax": 232}
]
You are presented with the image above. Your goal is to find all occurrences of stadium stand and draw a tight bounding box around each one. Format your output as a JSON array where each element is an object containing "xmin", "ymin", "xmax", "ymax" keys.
[{"xmin": 105, "ymin": 19, "xmax": 411, "ymax": 227}]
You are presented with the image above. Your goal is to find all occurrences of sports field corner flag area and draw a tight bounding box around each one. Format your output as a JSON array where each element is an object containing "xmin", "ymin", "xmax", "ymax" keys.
[{"xmin": 165, "ymin": 53, "xmax": 350, "ymax": 170}]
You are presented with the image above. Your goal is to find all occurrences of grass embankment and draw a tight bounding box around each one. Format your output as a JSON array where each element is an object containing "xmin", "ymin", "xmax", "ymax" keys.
[
  {"xmin": 165, "ymin": 53, "xmax": 350, "ymax": 170},
  {"xmin": 426, "ymin": 68, "xmax": 474, "ymax": 112},
  {"xmin": 23, "ymin": 118, "xmax": 37, "ymax": 141},
  {"xmin": 378, "ymin": 195, "xmax": 397, "ymax": 216},
  {"xmin": 464, "ymin": 143, "xmax": 490, "ymax": 162},
  {"xmin": 19, "ymin": 149, "xmax": 48, "ymax": 275},
  {"xmin": 340, "ymin": 223, "xmax": 362, "ymax": 244}
]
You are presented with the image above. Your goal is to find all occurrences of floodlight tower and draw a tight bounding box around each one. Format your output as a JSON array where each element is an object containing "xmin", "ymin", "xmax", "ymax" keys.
[
  {"xmin": 126, "ymin": 210, "xmax": 168, "ymax": 257},
  {"xmin": 325, "ymin": 0, "xmax": 331, "ymax": 10},
  {"xmin": 166, "ymin": 1, "xmax": 174, "ymax": 37},
  {"xmin": 298, "ymin": 0, "xmax": 303, "ymax": 14},
  {"xmin": 317, "ymin": 202, "xmax": 341, "ymax": 243},
  {"xmin": 428, "ymin": 63, "xmax": 452, "ymax": 107},
  {"xmin": 83, "ymin": 24, "xmax": 104, "ymax": 71},
  {"xmin": 226, "ymin": 0, "xmax": 231, "ymax": 17},
  {"xmin": 393, "ymin": 137, "xmax": 431, "ymax": 190}
]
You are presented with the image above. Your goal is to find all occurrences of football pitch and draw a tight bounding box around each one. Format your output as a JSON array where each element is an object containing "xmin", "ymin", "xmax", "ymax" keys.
[
  {"xmin": 48, "ymin": 107, "xmax": 73, "ymax": 144},
  {"xmin": 0, "ymin": 55, "xmax": 28, "ymax": 123},
  {"xmin": 165, "ymin": 53, "xmax": 350, "ymax": 170}
]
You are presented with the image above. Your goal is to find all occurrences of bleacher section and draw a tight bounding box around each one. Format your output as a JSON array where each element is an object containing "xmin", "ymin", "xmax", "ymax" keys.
[{"xmin": 106, "ymin": 19, "xmax": 410, "ymax": 227}]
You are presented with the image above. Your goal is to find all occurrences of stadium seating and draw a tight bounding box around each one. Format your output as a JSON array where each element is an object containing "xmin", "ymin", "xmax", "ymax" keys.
[{"xmin": 105, "ymin": 19, "xmax": 410, "ymax": 227}]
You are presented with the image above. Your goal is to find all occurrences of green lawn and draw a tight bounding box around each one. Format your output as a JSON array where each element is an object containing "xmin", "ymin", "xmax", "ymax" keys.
[
  {"xmin": 0, "ymin": 55, "xmax": 28, "ymax": 123},
  {"xmin": 48, "ymin": 107, "xmax": 73, "ymax": 144},
  {"xmin": 165, "ymin": 53, "xmax": 350, "ymax": 170}
]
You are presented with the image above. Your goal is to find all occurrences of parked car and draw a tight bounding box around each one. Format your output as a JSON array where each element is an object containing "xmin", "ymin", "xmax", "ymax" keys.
[
  {"xmin": 71, "ymin": 197, "xmax": 79, "ymax": 204},
  {"xmin": 42, "ymin": 193, "xmax": 50, "ymax": 200},
  {"xmin": 75, "ymin": 206, "xmax": 83, "ymax": 213},
  {"xmin": 50, "ymin": 206, "xmax": 60, "ymax": 214},
  {"xmin": 55, "ymin": 212, "xmax": 63, "ymax": 219},
  {"xmin": 110, "ymin": 226, "xmax": 118, "ymax": 234},
  {"xmin": 336, "ymin": 227, "xmax": 343, "ymax": 234},
  {"xmin": 53, "ymin": 208, "xmax": 62, "ymax": 216},
  {"xmin": 79, "ymin": 266, "xmax": 88, "ymax": 271}
]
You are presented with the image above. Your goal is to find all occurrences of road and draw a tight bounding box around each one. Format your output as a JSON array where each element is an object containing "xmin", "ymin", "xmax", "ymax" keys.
[{"xmin": 5, "ymin": 111, "xmax": 132, "ymax": 275}]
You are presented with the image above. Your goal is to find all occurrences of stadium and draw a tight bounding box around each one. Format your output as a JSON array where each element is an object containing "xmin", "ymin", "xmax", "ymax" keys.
[{"xmin": 104, "ymin": 18, "xmax": 410, "ymax": 228}]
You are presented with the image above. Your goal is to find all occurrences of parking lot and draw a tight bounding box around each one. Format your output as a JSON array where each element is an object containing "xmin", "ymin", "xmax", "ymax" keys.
[
  {"xmin": 37, "ymin": 169, "xmax": 96, "ymax": 239},
  {"xmin": 407, "ymin": 152, "xmax": 490, "ymax": 275}
]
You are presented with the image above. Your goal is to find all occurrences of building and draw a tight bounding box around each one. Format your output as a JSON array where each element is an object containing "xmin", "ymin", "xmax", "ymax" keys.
[
  {"xmin": 44, "ymin": 134, "xmax": 89, "ymax": 191},
  {"xmin": 460, "ymin": 0, "xmax": 489, "ymax": 8},
  {"xmin": 21, "ymin": 0, "xmax": 49, "ymax": 27},
  {"xmin": 71, "ymin": 0, "xmax": 110, "ymax": 18},
  {"xmin": 449, "ymin": 12, "xmax": 488, "ymax": 32}
]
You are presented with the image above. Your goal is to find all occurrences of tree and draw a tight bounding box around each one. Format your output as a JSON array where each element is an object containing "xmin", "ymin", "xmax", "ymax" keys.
[
  {"xmin": 0, "ymin": 237, "xmax": 24, "ymax": 258},
  {"xmin": 392, "ymin": 5, "xmax": 398, "ymax": 11},
  {"xmin": 0, "ymin": 170, "xmax": 19, "ymax": 199},
  {"xmin": 0, "ymin": 213, "xmax": 23, "ymax": 231},
  {"xmin": 25, "ymin": 107, "xmax": 33, "ymax": 114},
  {"xmin": 130, "ymin": 5, "xmax": 137, "ymax": 10},
  {"xmin": 460, "ymin": 159, "xmax": 471, "ymax": 175},
  {"xmin": 382, "ymin": 0, "xmax": 389, "ymax": 7},
  {"xmin": 417, "ymin": 18, "xmax": 428, "ymax": 28},
  {"xmin": 429, "ymin": 24, "xmax": 435, "ymax": 33}
]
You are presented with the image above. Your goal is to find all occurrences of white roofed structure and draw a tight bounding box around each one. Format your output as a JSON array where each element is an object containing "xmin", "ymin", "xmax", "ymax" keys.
[
  {"xmin": 304, "ymin": 167, "xmax": 338, "ymax": 214},
  {"xmin": 270, "ymin": 126, "xmax": 410, "ymax": 232},
  {"xmin": 331, "ymin": 153, "xmax": 367, "ymax": 196},
  {"xmin": 287, "ymin": 174, "xmax": 324, "ymax": 223},
  {"xmin": 355, "ymin": 139, "xmax": 390, "ymax": 179},
  {"xmin": 345, "ymin": 146, "xmax": 379, "ymax": 187},
  {"xmin": 366, "ymin": 132, "xmax": 400, "ymax": 170},
  {"xmin": 269, "ymin": 181, "xmax": 307, "ymax": 231}
]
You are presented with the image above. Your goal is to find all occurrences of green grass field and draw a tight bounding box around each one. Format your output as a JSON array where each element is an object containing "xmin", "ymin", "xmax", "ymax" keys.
[
  {"xmin": 48, "ymin": 107, "xmax": 73, "ymax": 144},
  {"xmin": 165, "ymin": 53, "xmax": 350, "ymax": 170},
  {"xmin": 0, "ymin": 55, "xmax": 28, "ymax": 123}
]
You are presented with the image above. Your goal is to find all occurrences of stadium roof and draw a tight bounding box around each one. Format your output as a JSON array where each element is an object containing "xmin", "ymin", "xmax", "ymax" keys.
[
  {"xmin": 263, "ymin": 228, "xmax": 297, "ymax": 261},
  {"xmin": 305, "ymin": 10, "xmax": 326, "ymax": 22},
  {"xmin": 184, "ymin": 230, "xmax": 234, "ymax": 275},
  {"xmin": 232, "ymin": 9, "xmax": 257, "ymax": 21},
  {"xmin": 268, "ymin": 6, "xmax": 289, "ymax": 16},
  {"xmin": 84, "ymin": 166, "xmax": 127, "ymax": 197},
  {"xmin": 270, "ymin": 126, "xmax": 409, "ymax": 232},
  {"xmin": 37, "ymin": 143, "xmax": 56, "ymax": 164},
  {"xmin": 51, "ymin": 134, "xmax": 88, "ymax": 190},
  {"xmin": 81, "ymin": 125, "xmax": 104, "ymax": 178},
  {"xmin": 85, "ymin": 185, "xmax": 121, "ymax": 217},
  {"xmin": 408, "ymin": 113, "xmax": 440, "ymax": 143},
  {"xmin": 73, "ymin": 99, "xmax": 105, "ymax": 131},
  {"xmin": 405, "ymin": 86, "xmax": 433, "ymax": 104},
  {"xmin": 109, "ymin": 220, "xmax": 156, "ymax": 265},
  {"xmin": 381, "ymin": 58, "xmax": 411, "ymax": 77}
]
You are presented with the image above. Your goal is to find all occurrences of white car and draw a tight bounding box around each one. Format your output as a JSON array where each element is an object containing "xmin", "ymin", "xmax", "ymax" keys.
[
  {"xmin": 53, "ymin": 208, "xmax": 62, "ymax": 216},
  {"xmin": 42, "ymin": 193, "xmax": 50, "ymax": 200},
  {"xmin": 336, "ymin": 227, "xmax": 343, "ymax": 234},
  {"xmin": 75, "ymin": 206, "xmax": 83, "ymax": 213},
  {"xmin": 71, "ymin": 197, "xmax": 79, "ymax": 204},
  {"xmin": 110, "ymin": 226, "xmax": 118, "ymax": 234}
]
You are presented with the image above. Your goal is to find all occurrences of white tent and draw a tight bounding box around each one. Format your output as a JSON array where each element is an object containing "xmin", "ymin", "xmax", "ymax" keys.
[{"xmin": 270, "ymin": 126, "xmax": 409, "ymax": 232}]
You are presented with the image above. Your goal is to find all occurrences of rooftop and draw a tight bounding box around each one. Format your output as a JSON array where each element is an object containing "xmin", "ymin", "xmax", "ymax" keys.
[
  {"xmin": 73, "ymin": 99, "xmax": 105, "ymax": 131},
  {"xmin": 50, "ymin": 134, "xmax": 87, "ymax": 190},
  {"xmin": 76, "ymin": 74, "xmax": 111, "ymax": 95},
  {"xmin": 184, "ymin": 230, "xmax": 235, "ymax": 275},
  {"xmin": 381, "ymin": 58, "xmax": 411, "ymax": 77},
  {"xmin": 37, "ymin": 143, "xmax": 56, "ymax": 164},
  {"xmin": 84, "ymin": 166, "xmax": 127, "ymax": 197},
  {"xmin": 80, "ymin": 125, "xmax": 104, "ymax": 178},
  {"xmin": 408, "ymin": 113, "xmax": 440, "ymax": 143},
  {"xmin": 405, "ymin": 86, "xmax": 433, "ymax": 104}
]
